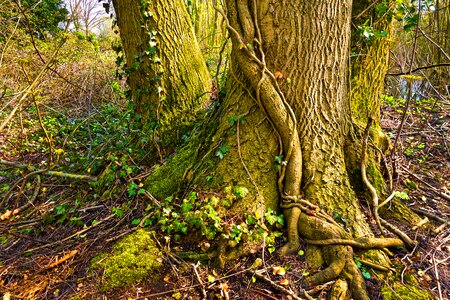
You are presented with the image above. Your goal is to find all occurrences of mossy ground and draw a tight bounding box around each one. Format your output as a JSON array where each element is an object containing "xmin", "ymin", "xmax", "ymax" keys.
[{"xmin": 90, "ymin": 229, "xmax": 163, "ymax": 290}]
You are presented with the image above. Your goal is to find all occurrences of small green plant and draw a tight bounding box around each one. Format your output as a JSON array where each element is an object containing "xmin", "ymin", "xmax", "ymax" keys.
[
  {"xmin": 146, "ymin": 191, "xmax": 285, "ymax": 253},
  {"xmin": 112, "ymin": 207, "xmax": 124, "ymax": 218},
  {"xmin": 355, "ymin": 259, "xmax": 371, "ymax": 279},
  {"xmin": 216, "ymin": 145, "xmax": 230, "ymax": 159},
  {"xmin": 357, "ymin": 19, "xmax": 388, "ymax": 41},
  {"xmin": 394, "ymin": 191, "xmax": 409, "ymax": 201},
  {"xmin": 69, "ymin": 216, "xmax": 84, "ymax": 226}
]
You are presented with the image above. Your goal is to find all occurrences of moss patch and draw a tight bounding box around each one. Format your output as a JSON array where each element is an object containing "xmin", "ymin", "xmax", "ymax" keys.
[
  {"xmin": 366, "ymin": 164, "xmax": 385, "ymax": 195},
  {"xmin": 144, "ymin": 144, "xmax": 197, "ymax": 199},
  {"xmin": 379, "ymin": 198, "xmax": 421, "ymax": 225},
  {"xmin": 381, "ymin": 266, "xmax": 434, "ymax": 300},
  {"xmin": 381, "ymin": 282, "xmax": 434, "ymax": 300},
  {"xmin": 90, "ymin": 229, "xmax": 163, "ymax": 290}
]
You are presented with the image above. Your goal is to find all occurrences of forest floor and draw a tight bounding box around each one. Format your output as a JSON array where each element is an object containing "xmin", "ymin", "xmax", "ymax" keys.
[{"xmin": 0, "ymin": 96, "xmax": 449, "ymax": 299}]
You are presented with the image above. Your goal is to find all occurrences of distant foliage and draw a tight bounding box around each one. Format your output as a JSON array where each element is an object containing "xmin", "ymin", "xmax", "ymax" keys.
[{"xmin": 1, "ymin": 0, "xmax": 68, "ymax": 39}]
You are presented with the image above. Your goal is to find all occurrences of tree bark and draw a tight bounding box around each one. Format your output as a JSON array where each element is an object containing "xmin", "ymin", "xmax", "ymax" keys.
[
  {"xmin": 112, "ymin": 0, "xmax": 211, "ymax": 148},
  {"xmin": 216, "ymin": 0, "xmax": 372, "ymax": 236}
]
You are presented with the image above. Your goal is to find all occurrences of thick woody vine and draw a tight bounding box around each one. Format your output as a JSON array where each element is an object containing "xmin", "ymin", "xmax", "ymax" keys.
[{"xmin": 215, "ymin": 1, "xmax": 405, "ymax": 299}]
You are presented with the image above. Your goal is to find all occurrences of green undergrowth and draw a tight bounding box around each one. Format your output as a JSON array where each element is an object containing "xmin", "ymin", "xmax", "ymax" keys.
[
  {"xmin": 90, "ymin": 229, "xmax": 163, "ymax": 290},
  {"xmin": 138, "ymin": 189, "xmax": 285, "ymax": 254}
]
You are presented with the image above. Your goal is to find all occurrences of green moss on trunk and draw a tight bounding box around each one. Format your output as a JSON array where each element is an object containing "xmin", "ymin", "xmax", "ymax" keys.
[{"xmin": 112, "ymin": 0, "xmax": 211, "ymax": 148}]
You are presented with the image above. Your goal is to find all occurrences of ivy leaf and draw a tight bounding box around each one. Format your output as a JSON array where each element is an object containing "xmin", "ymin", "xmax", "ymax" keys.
[
  {"xmin": 234, "ymin": 186, "xmax": 249, "ymax": 199},
  {"xmin": 181, "ymin": 201, "xmax": 193, "ymax": 212},
  {"xmin": 362, "ymin": 269, "xmax": 371, "ymax": 279},
  {"xmin": 112, "ymin": 207, "xmax": 123, "ymax": 218}
]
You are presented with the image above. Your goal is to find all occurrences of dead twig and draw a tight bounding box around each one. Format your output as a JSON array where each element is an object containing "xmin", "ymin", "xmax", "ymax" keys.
[
  {"xmin": 357, "ymin": 258, "xmax": 393, "ymax": 272},
  {"xmin": 141, "ymin": 264, "xmax": 262, "ymax": 299},
  {"xmin": 0, "ymin": 158, "xmax": 97, "ymax": 181},
  {"xmin": 400, "ymin": 165, "xmax": 450, "ymax": 202},
  {"xmin": 25, "ymin": 213, "xmax": 115, "ymax": 253},
  {"xmin": 248, "ymin": 269, "xmax": 312, "ymax": 300},
  {"xmin": 192, "ymin": 262, "xmax": 207, "ymax": 300},
  {"xmin": 410, "ymin": 207, "xmax": 448, "ymax": 224},
  {"xmin": 35, "ymin": 249, "xmax": 79, "ymax": 275},
  {"xmin": 432, "ymin": 251, "xmax": 443, "ymax": 300}
]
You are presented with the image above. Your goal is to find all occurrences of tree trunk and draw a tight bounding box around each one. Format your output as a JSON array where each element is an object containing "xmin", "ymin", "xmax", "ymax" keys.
[
  {"xmin": 217, "ymin": 0, "xmax": 372, "ymax": 234},
  {"xmin": 210, "ymin": 1, "xmax": 396, "ymax": 298},
  {"xmin": 112, "ymin": 0, "xmax": 211, "ymax": 149}
]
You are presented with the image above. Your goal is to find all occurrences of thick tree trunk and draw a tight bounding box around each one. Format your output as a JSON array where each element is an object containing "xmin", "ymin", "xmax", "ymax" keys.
[
  {"xmin": 112, "ymin": 0, "xmax": 211, "ymax": 148},
  {"xmin": 216, "ymin": 0, "xmax": 371, "ymax": 236},
  {"xmin": 211, "ymin": 1, "xmax": 388, "ymax": 298}
]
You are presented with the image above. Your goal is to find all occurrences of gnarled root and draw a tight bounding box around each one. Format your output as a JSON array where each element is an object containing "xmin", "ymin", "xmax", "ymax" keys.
[
  {"xmin": 281, "ymin": 210, "xmax": 403, "ymax": 300},
  {"xmin": 306, "ymin": 237, "xmax": 404, "ymax": 249},
  {"xmin": 278, "ymin": 206, "xmax": 302, "ymax": 256}
]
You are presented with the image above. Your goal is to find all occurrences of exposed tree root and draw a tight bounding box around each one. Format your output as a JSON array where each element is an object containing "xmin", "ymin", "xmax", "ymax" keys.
[
  {"xmin": 360, "ymin": 119, "xmax": 416, "ymax": 247},
  {"xmin": 306, "ymin": 237, "xmax": 404, "ymax": 249},
  {"xmin": 280, "ymin": 201, "xmax": 404, "ymax": 300},
  {"xmin": 298, "ymin": 212, "xmax": 369, "ymax": 300}
]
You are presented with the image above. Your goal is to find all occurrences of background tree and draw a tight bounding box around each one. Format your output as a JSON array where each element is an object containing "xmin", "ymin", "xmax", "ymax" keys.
[
  {"xmin": 112, "ymin": 0, "xmax": 211, "ymax": 152},
  {"xmin": 68, "ymin": 0, "xmax": 108, "ymax": 36},
  {"xmin": 20, "ymin": 0, "xmax": 68, "ymax": 37}
]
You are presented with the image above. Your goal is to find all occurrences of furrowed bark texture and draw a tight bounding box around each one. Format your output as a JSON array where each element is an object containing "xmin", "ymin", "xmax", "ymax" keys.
[
  {"xmin": 264, "ymin": 1, "xmax": 371, "ymax": 237},
  {"xmin": 113, "ymin": 0, "xmax": 211, "ymax": 147},
  {"xmin": 218, "ymin": 0, "xmax": 371, "ymax": 237}
]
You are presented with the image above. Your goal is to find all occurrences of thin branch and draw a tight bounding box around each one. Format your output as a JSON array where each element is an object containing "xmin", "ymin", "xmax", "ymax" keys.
[
  {"xmin": 353, "ymin": 0, "xmax": 382, "ymax": 20},
  {"xmin": 418, "ymin": 26, "xmax": 450, "ymax": 61},
  {"xmin": 248, "ymin": 269, "xmax": 312, "ymax": 300},
  {"xmin": 387, "ymin": 63, "xmax": 450, "ymax": 76},
  {"xmin": 0, "ymin": 39, "xmax": 65, "ymax": 133},
  {"xmin": 25, "ymin": 213, "xmax": 115, "ymax": 253},
  {"xmin": 380, "ymin": 219, "xmax": 415, "ymax": 247}
]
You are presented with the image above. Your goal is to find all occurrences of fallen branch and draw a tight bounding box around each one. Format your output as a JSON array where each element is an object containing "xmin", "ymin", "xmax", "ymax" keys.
[{"xmin": 0, "ymin": 158, "xmax": 97, "ymax": 181}]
